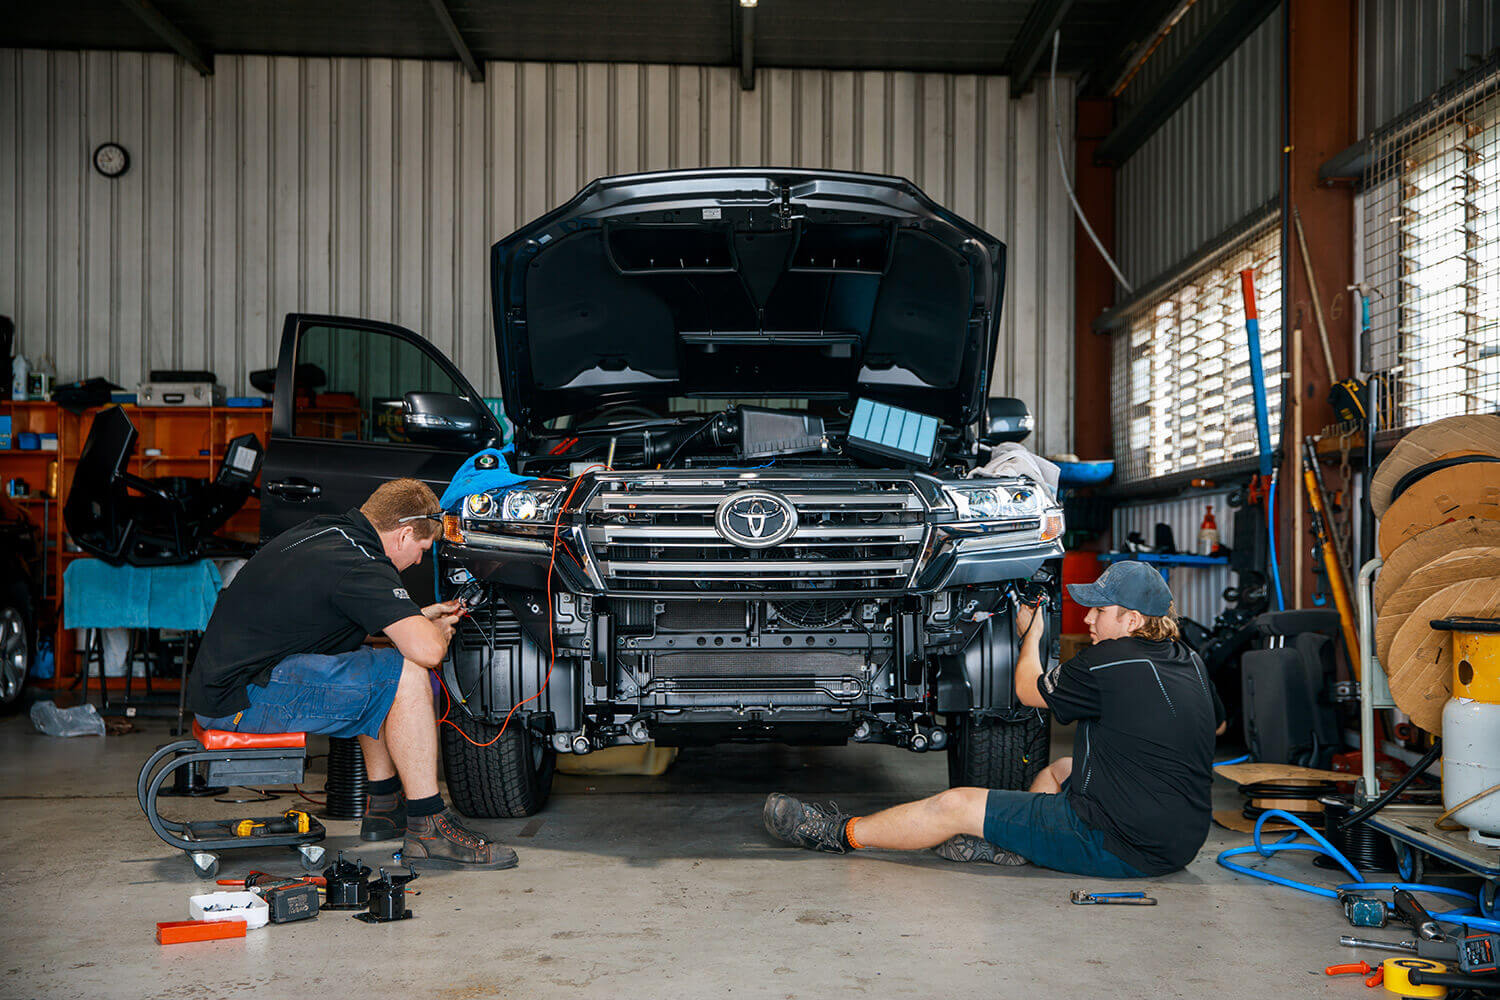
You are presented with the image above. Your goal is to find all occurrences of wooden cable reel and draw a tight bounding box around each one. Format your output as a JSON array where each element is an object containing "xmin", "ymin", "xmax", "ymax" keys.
[
  {"xmin": 1377, "ymin": 464, "xmax": 1500, "ymax": 560},
  {"xmin": 1386, "ymin": 576, "xmax": 1500, "ymax": 734},
  {"xmin": 1374, "ymin": 519, "xmax": 1500, "ymax": 614},
  {"xmin": 1370, "ymin": 414, "xmax": 1500, "ymax": 517},
  {"xmin": 1375, "ymin": 547, "xmax": 1500, "ymax": 666}
]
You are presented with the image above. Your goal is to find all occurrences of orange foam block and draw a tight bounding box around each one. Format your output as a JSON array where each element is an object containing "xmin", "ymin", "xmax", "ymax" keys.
[{"xmin": 155, "ymin": 919, "xmax": 247, "ymax": 945}]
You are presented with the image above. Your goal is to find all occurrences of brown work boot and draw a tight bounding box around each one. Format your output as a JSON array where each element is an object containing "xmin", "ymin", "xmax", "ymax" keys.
[
  {"xmin": 402, "ymin": 809, "xmax": 518, "ymax": 870},
  {"xmin": 361, "ymin": 793, "xmax": 407, "ymax": 842}
]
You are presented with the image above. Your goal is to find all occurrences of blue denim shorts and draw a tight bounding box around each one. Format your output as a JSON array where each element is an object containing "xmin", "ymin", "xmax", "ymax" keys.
[
  {"xmin": 982, "ymin": 787, "xmax": 1147, "ymax": 879},
  {"xmin": 195, "ymin": 647, "xmax": 405, "ymax": 740}
]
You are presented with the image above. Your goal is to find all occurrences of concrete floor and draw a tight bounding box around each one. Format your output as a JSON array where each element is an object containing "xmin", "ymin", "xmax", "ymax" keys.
[{"xmin": 1, "ymin": 711, "xmax": 1377, "ymax": 999}]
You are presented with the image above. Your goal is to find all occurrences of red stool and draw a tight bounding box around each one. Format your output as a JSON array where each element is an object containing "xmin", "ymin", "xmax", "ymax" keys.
[{"xmin": 138, "ymin": 723, "xmax": 326, "ymax": 878}]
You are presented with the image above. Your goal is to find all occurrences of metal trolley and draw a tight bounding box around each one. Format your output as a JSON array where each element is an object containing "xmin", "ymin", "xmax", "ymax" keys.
[
  {"xmin": 138, "ymin": 722, "xmax": 327, "ymax": 879},
  {"xmin": 1355, "ymin": 558, "xmax": 1499, "ymax": 918}
]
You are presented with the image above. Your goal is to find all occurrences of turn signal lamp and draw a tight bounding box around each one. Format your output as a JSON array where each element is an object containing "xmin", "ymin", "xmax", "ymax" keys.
[
  {"xmin": 1040, "ymin": 511, "xmax": 1064, "ymax": 543},
  {"xmin": 443, "ymin": 514, "xmax": 465, "ymax": 545}
]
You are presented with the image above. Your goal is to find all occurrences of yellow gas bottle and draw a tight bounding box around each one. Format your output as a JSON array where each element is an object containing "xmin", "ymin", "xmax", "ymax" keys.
[
  {"xmin": 1381, "ymin": 957, "xmax": 1449, "ymax": 998},
  {"xmin": 1435, "ymin": 616, "xmax": 1500, "ymax": 847}
]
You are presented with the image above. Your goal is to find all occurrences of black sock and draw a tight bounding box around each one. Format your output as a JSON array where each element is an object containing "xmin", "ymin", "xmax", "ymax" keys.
[
  {"xmin": 367, "ymin": 776, "xmax": 402, "ymax": 796},
  {"xmin": 407, "ymin": 794, "xmax": 445, "ymax": 818}
]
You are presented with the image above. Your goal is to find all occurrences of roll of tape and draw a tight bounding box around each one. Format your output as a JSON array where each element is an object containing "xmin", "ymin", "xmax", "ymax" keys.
[{"xmin": 1381, "ymin": 957, "xmax": 1449, "ymax": 998}]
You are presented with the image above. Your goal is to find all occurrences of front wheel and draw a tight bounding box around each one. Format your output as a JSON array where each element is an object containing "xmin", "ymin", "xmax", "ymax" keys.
[
  {"xmin": 0, "ymin": 585, "xmax": 33, "ymax": 713},
  {"xmin": 947, "ymin": 712, "xmax": 1051, "ymax": 791},
  {"xmin": 441, "ymin": 710, "xmax": 556, "ymax": 818}
]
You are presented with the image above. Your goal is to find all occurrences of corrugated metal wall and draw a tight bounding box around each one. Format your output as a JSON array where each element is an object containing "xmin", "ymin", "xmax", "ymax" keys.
[
  {"xmin": 1362, "ymin": 0, "xmax": 1500, "ymax": 134},
  {"xmin": 1111, "ymin": 490, "xmax": 1235, "ymax": 625},
  {"xmin": 1114, "ymin": 14, "xmax": 1281, "ymax": 291},
  {"xmin": 0, "ymin": 49, "xmax": 1079, "ymax": 454}
]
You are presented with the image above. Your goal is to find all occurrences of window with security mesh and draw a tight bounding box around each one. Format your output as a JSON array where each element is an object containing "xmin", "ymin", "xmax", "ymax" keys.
[
  {"xmin": 1110, "ymin": 220, "xmax": 1283, "ymax": 484},
  {"xmin": 1361, "ymin": 70, "xmax": 1500, "ymax": 430}
]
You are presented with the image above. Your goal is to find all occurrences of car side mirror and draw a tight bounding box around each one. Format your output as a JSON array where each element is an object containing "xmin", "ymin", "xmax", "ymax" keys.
[
  {"xmin": 403, "ymin": 391, "xmax": 486, "ymax": 448},
  {"xmin": 980, "ymin": 397, "xmax": 1033, "ymax": 445}
]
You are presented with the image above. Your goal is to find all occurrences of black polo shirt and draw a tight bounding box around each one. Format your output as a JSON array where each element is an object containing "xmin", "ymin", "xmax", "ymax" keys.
[
  {"xmin": 185, "ymin": 509, "xmax": 422, "ymax": 717},
  {"xmin": 1039, "ymin": 636, "xmax": 1218, "ymax": 876}
]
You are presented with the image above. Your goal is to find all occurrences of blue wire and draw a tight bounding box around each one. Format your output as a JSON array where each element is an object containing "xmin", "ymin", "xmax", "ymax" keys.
[
  {"xmin": 1215, "ymin": 754, "xmax": 1252, "ymax": 767},
  {"xmin": 1215, "ymin": 808, "xmax": 1500, "ymax": 932},
  {"xmin": 1266, "ymin": 477, "xmax": 1285, "ymax": 611}
]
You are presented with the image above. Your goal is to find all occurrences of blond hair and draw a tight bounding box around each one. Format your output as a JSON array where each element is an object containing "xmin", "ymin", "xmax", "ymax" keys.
[
  {"xmin": 1133, "ymin": 602, "xmax": 1181, "ymax": 642},
  {"xmin": 360, "ymin": 478, "xmax": 442, "ymax": 540}
]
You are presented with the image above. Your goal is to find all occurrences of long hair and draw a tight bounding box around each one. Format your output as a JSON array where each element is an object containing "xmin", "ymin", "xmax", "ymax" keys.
[{"xmin": 1133, "ymin": 603, "xmax": 1181, "ymax": 642}]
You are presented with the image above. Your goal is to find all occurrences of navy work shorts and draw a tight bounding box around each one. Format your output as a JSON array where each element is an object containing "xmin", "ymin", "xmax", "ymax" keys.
[
  {"xmin": 195, "ymin": 647, "xmax": 406, "ymax": 740},
  {"xmin": 982, "ymin": 786, "xmax": 1147, "ymax": 879}
]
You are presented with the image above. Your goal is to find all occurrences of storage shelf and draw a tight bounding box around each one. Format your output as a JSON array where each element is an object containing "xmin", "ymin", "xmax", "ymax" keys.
[{"xmin": 2, "ymin": 401, "xmax": 272, "ymax": 689}]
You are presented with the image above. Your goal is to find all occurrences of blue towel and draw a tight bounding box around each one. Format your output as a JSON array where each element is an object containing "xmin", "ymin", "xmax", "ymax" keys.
[
  {"xmin": 440, "ymin": 447, "xmax": 535, "ymax": 511},
  {"xmin": 64, "ymin": 559, "xmax": 222, "ymax": 631}
]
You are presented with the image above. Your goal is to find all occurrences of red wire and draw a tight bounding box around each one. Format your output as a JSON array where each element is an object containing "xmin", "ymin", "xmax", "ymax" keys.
[{"xmin": 438, "ymin": 472, "xmax": 596, "ymax": 749}]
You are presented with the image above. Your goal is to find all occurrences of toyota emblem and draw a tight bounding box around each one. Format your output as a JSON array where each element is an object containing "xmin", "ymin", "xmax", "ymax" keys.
[{"xmin": 715, "ymin": 490, "xmax": 798, "ymax": 548}]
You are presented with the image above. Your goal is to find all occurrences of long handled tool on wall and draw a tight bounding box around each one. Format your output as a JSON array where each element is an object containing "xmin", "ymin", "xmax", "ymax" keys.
[
  {"xmin": 1240, "ymin": 268, "xmax": 1285, "ymax": 611},
  {"xmin": 1302, "ymin": 436, "xmax": 1362, "ymax": 678}
]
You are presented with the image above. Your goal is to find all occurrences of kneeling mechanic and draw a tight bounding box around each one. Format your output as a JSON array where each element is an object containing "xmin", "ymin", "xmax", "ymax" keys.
[
  {"xmin": 186, "ymin": 478, "xmax": 516, "ymax": 871},
  {"xmin": 764, "ymin": 561, "xmax": 1222, "ymax": 878}
]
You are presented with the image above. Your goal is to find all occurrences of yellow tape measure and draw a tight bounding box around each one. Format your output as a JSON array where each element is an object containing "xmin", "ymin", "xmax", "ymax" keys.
[{"xmin": 1381, "ymin": 957, "xmax": 1449, "ymax": 998}]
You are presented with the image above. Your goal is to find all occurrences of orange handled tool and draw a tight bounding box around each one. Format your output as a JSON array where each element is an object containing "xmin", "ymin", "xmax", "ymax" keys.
[
  {"xmin": 1326, "ymin": 961, "xmax": 1374, "ymax": 976},
  {"xmin": 1365, "ymin": 966, "xmax": 1384, "ymax": 987}
]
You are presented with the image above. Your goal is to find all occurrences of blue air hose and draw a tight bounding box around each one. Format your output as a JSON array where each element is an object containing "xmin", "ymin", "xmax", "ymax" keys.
[
  {"xmin": 1216, "ymin": 808, "xmax": 1500, "ymax": 933},
  {"xmin": 1266, "ymin": 475, "xmax": 1286, "ymax": 611}
]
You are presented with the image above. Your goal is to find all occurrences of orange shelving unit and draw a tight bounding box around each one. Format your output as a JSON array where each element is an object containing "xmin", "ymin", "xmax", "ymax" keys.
[{"xmin": 0, "ymin": 401, "xmax": 273, "ymax": 691}]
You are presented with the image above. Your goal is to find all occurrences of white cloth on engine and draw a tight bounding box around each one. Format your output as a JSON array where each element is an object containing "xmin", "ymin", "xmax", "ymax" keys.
[{"xmin": 968, "ymin": 442, "xmax": 1060, "ymax": 498}]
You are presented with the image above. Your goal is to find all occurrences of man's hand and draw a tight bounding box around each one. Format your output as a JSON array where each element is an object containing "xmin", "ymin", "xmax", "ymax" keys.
[
  {"xmin": 423, "ymin": 600, "xmax": 462, "ymax": 622},
  {"xmin": 1015, "ymin": 601, "xmax": 1043, "ymax": 644}
]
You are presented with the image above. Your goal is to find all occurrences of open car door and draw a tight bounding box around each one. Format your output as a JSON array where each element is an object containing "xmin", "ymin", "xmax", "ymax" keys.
[{"xmin": 260, "ymin": 314, "xmax": 503, "ymax": 598}]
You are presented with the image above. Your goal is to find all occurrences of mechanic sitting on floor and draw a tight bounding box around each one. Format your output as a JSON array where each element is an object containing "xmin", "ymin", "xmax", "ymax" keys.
[
  {"xmin": 763, "ymin": 561, "xmax": 1224, "ymax": 878},
  {"xmin": 186, "ymin": 478, "xmax": 517, "ymax": 872}
]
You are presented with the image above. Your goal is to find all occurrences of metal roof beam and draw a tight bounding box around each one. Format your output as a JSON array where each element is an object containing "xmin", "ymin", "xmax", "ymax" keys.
[
  {"xmin": 1093, "ymin": 0, "xmax": 1278, "ymax": 166},
  {"xmin": 426, "ymin": 0, "xmax": 484, "ymax": 84},
  {"xmin": 118, "ymin": 0, "xmax": 212, "ymax": 76},
  {"xmin": 1005, "ymin": 0, "xmax": 1077, "ymax": 97}
]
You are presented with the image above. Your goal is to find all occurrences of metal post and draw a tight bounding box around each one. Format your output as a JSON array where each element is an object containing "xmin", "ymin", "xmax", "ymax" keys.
[{"xmin": 1357, "ymin": 557, "xmax": 1382, "ymax": 798}]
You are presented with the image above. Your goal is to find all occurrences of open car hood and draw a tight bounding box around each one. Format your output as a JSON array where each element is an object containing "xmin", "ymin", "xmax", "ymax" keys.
[{"xmin": 490, "ymin": 169, "xmax": 1006, "ymax": 437}]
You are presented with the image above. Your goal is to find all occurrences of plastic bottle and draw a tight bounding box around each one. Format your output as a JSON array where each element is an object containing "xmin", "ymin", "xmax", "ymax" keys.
[
  {"xmin": 11, "ymin": 353, "xmax": 28, "ymax": 401},
  {"xmin": 1198, "ymin": 504, "xmax": 1219, "ymax": 556}
]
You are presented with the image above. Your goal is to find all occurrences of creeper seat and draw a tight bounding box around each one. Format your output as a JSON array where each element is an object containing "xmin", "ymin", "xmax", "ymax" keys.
[{"xmin": 139, "ymin": 724, "xmax": 326, "ymax": 879}]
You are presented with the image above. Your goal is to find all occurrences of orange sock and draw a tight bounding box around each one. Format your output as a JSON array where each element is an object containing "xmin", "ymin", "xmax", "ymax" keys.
[{"xmin": 845, "ymin": 817, "xmax": 864, "ymax": 850}]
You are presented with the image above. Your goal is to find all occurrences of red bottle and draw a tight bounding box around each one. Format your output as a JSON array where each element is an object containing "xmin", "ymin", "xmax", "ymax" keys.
[{"xmin": 1198, "ymin": 504, "xmax": 1219, "ymax": 556}]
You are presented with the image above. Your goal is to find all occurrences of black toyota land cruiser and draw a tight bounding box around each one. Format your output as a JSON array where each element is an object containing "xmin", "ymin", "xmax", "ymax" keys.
[{"xmin": 260, "ymin": 169, "xmax": 1064, "ymax": 817}]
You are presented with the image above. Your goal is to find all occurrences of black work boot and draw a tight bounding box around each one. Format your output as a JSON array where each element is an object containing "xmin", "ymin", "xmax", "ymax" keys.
[
  {"xmin": 360, "ymin": 793, "xmax": 407, "ymax": 842},
  {"xmin": 933, "ymin": 833, "xmax": 1028, "ymax": 866},
  {"xmin": 763, "ymin": 793, "xmax": 854, "ymax": 854},
  {"xmin": 402, "ymin": 809, "xmax": 519, "ymax": 870}
]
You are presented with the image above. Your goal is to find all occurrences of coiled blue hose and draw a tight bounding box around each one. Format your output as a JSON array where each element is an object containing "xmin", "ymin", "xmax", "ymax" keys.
[{"xmin": 1215, "ymin": 808, "xmax": 1500, "ymax": 933}]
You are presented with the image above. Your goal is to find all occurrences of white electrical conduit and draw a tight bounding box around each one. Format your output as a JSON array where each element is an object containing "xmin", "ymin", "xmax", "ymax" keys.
[{"xmin": 1051, "ymin": 31, "xmax": 1134, "ymax": 296}]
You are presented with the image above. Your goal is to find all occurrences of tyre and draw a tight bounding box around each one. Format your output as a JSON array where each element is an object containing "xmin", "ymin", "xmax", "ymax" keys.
[
  {"xmin": 0, "ymin": 584, "xmax": 33, "ymax": 713},
  {"xmin": 947, "ymin": 711, "xmax": 1051, "ymax": 791},
  {"xmin": 441, "ymin": 710, "xmax": 555, "ymax": 818}
]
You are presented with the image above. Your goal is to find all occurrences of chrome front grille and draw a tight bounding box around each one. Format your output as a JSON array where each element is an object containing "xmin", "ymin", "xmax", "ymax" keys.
[{"xmin": 581, "ymin": 474, "xmax": 930, "ymax": 595}]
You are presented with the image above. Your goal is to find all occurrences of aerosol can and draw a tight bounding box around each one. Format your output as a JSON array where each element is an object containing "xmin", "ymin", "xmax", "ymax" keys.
[{"xmin": 1434, "ymin": 616, "xmax": 1500, "ymax": 846}]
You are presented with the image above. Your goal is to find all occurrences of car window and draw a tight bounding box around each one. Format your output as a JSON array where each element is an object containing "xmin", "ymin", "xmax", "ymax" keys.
[{"xmin": 293, "ymin": 324, "xmax": 473, "ymax": 444}]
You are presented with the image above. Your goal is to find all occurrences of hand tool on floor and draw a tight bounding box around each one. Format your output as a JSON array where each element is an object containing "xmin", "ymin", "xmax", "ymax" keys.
[
  {"xmin": 1341, "ymin": 891, "xmax": 1389, "ymax": 928},
  {"xmin": 217, "ymin": 871, "xmax": 322, "ymax": 923},
  {"xmin": 1340, "ymin": 935, "xmax": 1457, "ymax": 961},
  {"xmin": 1393, "ymin": 889, "xmax": 1445, "ymax": 941},
  {"xmin": 1326, "ymin": 960, "xmax": 1375, "ymax": 975},
  {"xmin": 1069, "ymin": 890, "xmax": 1156, "ymax": 905}
]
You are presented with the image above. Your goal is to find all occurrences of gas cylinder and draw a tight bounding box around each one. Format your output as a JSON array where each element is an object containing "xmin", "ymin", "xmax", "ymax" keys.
[{"xmin": 1436, "ymin": 616, "xmax": 1500, "ymax": 847}]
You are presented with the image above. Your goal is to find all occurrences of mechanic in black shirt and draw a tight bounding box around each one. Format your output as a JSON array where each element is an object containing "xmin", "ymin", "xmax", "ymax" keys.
[
  {"xmin": 187, "ymin": 478, "xmax": 517, "ymax": 872},
  {"xmin": 763, "ymin": 560, "xmax": 1222, "ymax": 877}
]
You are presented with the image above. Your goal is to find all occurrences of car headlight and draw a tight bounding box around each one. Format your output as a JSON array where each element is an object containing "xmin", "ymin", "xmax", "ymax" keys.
[
  {"xmin": 499, "ymin": 487, "xmax": 562, "ymax": 522},
  {"xmin": 945, "ymin": 482, "xmax": 1043, "ymax": 520}
]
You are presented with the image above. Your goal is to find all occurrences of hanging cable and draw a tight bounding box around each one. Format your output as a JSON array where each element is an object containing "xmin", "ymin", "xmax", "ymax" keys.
[{"xmin": 1050, "ymin": 31, "xmax": 1134, "ymax": 295}]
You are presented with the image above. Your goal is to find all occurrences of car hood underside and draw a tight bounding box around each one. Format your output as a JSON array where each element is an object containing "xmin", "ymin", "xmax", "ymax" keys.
[{"xmin": 490, "ymin": 169, "xmax": 1006, "ymax": 435}]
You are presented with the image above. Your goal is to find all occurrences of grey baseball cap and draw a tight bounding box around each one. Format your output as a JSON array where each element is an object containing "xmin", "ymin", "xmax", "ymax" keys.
[{"xmin": 1067, "ymin": 560, "xmax": 1173, "ymax": 617}]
